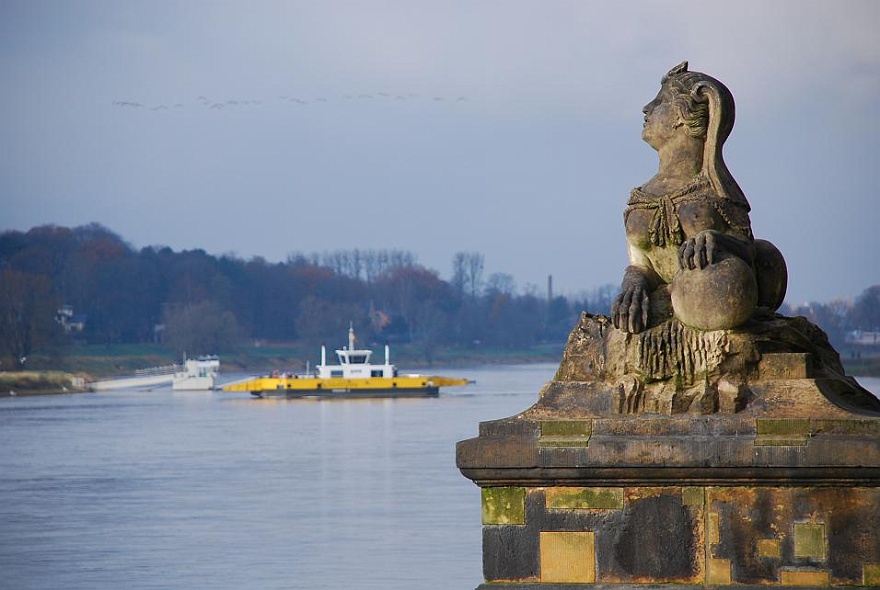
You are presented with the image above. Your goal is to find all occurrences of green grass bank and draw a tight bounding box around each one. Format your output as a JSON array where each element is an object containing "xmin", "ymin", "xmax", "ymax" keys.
[{"xmin": 0, "ymin": 371, "xmax": 89, "ymax": 396}]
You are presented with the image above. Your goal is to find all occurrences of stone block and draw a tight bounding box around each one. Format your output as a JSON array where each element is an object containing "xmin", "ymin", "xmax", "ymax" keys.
[
  {"xmin": 759, "ymin": 352, "xmax": 811, "ymax": 379},
  {"xmin": 708, "ymin": 512, "xmax": 720, "ymax": 544},
  {"xmin": 756, "ymin": 538, "xmax": 781, "ymax": 558},
  {"xmin": 755, "ymin": 418, "xmax": 811, "ymax": 446},
  {"xmin": 682, "ymin": 486, "xmax": 704, "ymax": 507},
  {"xmin": 794, "ymin": 523, "xmax": 826, "ymax": 559},
  {"xmin": 539, "ymin": 531, "xmax": 595, "ymax": 583},
  {"xmin": 780, "ymin": 569, "xmax": 830, "ymax": 586},
  {"xmin": 706, "ymin": 558, "xmax": 731, "ymax": 585},
  {"xmin": 482, "ymin": 487, "xmax": 525, "ymax": 525},
  {"xmin": 538, "ymin": 420, "xmax": 592, "ymax": 447},
  {"xmin": 545, "ymin": 487, "xmax": 624, "ymax": 510}
]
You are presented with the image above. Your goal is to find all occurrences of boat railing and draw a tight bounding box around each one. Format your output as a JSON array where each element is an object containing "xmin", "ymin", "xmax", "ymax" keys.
[
  {"xmin": 270, "ymin": 372, "xmax": 319, "ymax": 380},
  {"xmin": 134, "ymin": 364, "xmax": 179, "ymax": 377}
]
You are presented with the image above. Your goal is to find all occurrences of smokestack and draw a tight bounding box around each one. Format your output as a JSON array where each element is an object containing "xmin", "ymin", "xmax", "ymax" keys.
[{"xmin": 548, "ymin": 274, "xmax": 553, "ymax": 302}]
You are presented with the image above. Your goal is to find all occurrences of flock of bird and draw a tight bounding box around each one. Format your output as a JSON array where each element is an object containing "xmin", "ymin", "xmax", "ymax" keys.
[{"xmin": 112, "ymin": 92, "xmax": 468, "ymax": 112}]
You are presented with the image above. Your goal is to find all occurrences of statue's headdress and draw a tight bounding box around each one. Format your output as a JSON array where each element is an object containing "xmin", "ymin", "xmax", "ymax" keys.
[{"xmin": 662, "ymin": 61, "xmax": 748, "ymax": 209}]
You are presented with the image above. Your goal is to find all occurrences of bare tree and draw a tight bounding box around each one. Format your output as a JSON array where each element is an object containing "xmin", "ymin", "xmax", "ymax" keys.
[
  {"xmin": 0, "ymin": 269, "xmax": 61, "ymax": 365},
  {"xmin": 451, "ymin": 252, "xmax": 467, "ymax": 298},
  {"xmin": 163, "ymin": 301, "xmax": 240, "ymax": 356},
  {"xmin": 465, "ymin": 251, "xmax": 484, "ymax": 299},
  {"xmin": 485, "ymin": 272, "xmax": 516, "ymax": 297},
  {"xmin": 452, "ymin": 251, "xmax": 484, "ymax": 300}
]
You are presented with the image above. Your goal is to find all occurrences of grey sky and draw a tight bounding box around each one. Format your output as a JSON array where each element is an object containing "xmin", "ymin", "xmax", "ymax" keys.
[{"xmin": 2, "ymin": 0, "xmax": 878, "ymax": 304}]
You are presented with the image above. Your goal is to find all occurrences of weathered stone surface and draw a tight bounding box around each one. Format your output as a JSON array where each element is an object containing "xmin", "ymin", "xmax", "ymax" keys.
[
  {"xmin": 672, "ymin": 255, "xmax": 758, "ymax": 330},
  {"xmin": 753, "ymin": 238, "xmax": 788, "ymax": 310},
  {"xmin": 549, "ymin": 311, "xmax": 878, "ymax": 417},
  {"xmin": 472, "ymin": 482, "xmax": 880, "ymax": 587},
  {"xmin": 471, "ymin": 483, "xmax": 880, "ymax": 587}
]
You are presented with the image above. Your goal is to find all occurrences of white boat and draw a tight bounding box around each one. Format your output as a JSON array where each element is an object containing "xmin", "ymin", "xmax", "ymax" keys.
[{"xmin": 173, "ymin": 356, "xmax": 220, "ymax": 391}]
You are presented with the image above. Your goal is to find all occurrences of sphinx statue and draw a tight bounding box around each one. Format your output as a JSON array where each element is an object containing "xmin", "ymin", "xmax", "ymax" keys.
[
  {"xmin": 550, "ymin": 61, "xmax": 876, "ymax": 415},
  {"xmin": 612, "ymin": 61, "xmax": 786, "ymax": 334}
]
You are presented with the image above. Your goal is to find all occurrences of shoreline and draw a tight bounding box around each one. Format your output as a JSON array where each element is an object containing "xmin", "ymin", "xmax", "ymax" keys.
[
  {"xmin": 0, "ymin": 371, "xmax": 90, "ymax": 397},
  {"xmin": 0, "ymin": 350, "xmax": 566, "ymax": 397},
  {"xmin": 2, "ymin": 357, "xmax": 878, "ymax": 398}
]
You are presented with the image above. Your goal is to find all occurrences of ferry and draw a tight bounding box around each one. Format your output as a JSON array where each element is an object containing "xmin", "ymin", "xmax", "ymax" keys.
[{"xmin": 222, "ymin": 325, "xmax": 470, "ymax": 398}]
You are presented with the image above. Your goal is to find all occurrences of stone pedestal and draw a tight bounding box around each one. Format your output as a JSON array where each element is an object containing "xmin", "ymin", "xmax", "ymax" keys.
[{"xmin": 457, "ymin": 314, "xmax": 880, "ymax": 588}]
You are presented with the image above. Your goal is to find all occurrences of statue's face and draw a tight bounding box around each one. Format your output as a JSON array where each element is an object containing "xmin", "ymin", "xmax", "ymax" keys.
[{"xmin": 641, "ymin": 86, "xmax": 679, "ymax": 150}]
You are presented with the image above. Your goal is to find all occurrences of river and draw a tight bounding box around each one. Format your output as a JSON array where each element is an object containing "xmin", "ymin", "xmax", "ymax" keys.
[{"xmin": 1, "ymin": 367, "xmax": 877, "ymax": 590}]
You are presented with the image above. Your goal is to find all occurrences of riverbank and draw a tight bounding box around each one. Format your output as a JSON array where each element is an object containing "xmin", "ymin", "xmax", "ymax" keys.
[
  {"xmin": 5, "ymin": 340, "xmax": 877, "ymax": 397},
  {"xmin": 0, "ymin": 371, "xmax": 89, "ymax": 397},
  {"xmin": 14, "ymin": 341, "xmax": 567, "ymax": 378}
]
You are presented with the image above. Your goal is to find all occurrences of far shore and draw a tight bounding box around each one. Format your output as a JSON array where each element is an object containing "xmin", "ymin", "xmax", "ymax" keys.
[{"xmin": 2, "ymin": 349, "xmax": 878, "ymax": 398}]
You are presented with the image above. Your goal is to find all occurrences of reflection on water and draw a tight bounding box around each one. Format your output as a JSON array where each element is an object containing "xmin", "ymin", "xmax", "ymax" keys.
[{"xmin": 0, "ymin": 367, "xmax": 877, "ymax": 590}]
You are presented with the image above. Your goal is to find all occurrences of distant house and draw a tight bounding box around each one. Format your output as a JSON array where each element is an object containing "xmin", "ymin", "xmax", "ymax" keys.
[
  {"xmin": 56, "ymin": 305, "xmax": 86, "ymax": 333},
  {"xmin": 846, "ymin": 330, "xmax": 880, "ymax": 346}
]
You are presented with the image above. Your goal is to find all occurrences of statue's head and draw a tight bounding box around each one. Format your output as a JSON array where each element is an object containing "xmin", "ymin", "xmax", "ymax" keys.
[{"xmin": 660, "ymin": 61, "xmax": 735, "ymax": 146}]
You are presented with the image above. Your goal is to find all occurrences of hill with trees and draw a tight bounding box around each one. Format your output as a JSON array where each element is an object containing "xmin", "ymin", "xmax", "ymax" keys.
[
  {"xmin": 1, "ymin": 223, "xmax": 877, "ymax": 375},
  {"xmin": 0, "ymin": 224, "xmax": 610, "ymax": 372}
]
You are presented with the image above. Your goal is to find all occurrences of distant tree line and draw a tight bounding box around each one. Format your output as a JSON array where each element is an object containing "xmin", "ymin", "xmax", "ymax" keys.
[
  {"xmin": 0, "ymin": 224, "xmax": 614, "ymax": 365},
  {"xmin": 1, "ymin": 223, "xmax": 877, "ymax": 367}
]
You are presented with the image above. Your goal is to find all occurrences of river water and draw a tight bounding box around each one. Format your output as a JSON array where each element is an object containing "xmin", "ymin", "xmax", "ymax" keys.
[
  {"xmin": 1, "ymin": 367, "xmax": 877, "ymax": 590},
  {"xmin": 0, "ymin": 364, "xmax": 556, "ymax": 590}
]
